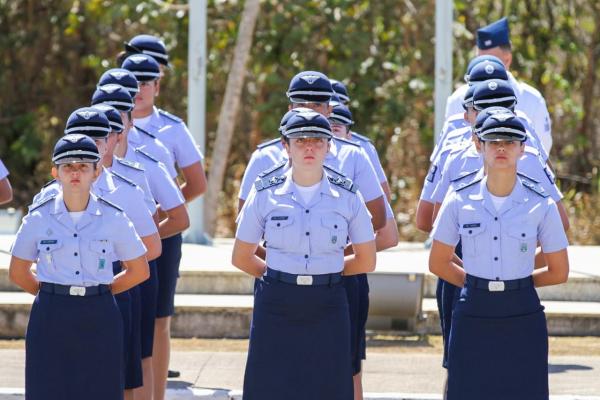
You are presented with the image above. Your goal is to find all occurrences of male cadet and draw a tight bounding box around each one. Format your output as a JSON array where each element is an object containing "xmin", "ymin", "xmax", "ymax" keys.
[
  {"xmin": 92, "ymin": 82, "xmax": 190, "ymax": 400},
  {"xmin": 444, "ymin": 17, "xmax": 553, "ymax": 154},
  {"xmin": 0, "ymin": 159, "xmax": 12, "ymax": 204},
  {"xmin": 123, "ymin": 34, "xmax": 208, "ymax": 397}
]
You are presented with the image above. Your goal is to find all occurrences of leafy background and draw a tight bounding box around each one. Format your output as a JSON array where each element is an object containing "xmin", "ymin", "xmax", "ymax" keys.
[{"xmin": 1, "ymin": 0, "xmax": 599, "ymax": 243}]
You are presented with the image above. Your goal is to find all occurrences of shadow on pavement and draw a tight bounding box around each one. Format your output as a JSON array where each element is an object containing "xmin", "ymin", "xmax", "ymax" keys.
[{"xmin": 549, "ymin": 364, "xmax": 594, "ymax": 374}]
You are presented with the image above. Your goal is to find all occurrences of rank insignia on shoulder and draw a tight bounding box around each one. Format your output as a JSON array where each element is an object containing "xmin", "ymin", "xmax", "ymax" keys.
[
  {"xmin": 29, "ymin": 194, "xmax": 56, "ymax": 211},
  {"xmin": 351, "ymin": 131, "xmax": 372, "ymax": 143},
  {"xmin": 257, "ymin": 137, "xmax": 281, "ymax": 150},
  {"xmin": 456, "ymin": 175, "xmax": 483, "ymax": 192},
  {"xmin": 255, "ymin": 175, "xmax": 286, "ymax": 191},
  {"xmin": 333, "ymin": 136, "xmax": 360, "ymax": 147},
  {"xmin": 451, "ymin": 169, "xmax": 478, "ymax": 183},
  {"xmin": 517, "ymin": 171, "xmax": 540, "ymax": 184},
  {"xmin": 134, "ymin": 148, "xmax": 159, "ymax": 163},
  {"xmin": 116, "ymin": 158, "xmax": 145, "ymax": 171},
  {"xmin": 42, "ymin": 179, "xmax": 57, "ymax": 188},
  {"xmin": 135, "ymin": 125, "xmax": 156, "ymax": 138},
  {"xmin": 521, "ymin": 179, "xmax": 549, "ymax": 198},
  {"xmin": 258, "ymin": 161, "xmax": 286, "ymax": 178},
  {"xmin": 110, "ymin": 171, "xmax": 136, "ymax": 187},
  {"xmin": 327, "ymin": 175, "xmax": 357, "ymax": 193},
  {"xmin": 158, "ymin": 109, "xmax": 183, "ymax": 123},
  {"xmin": 98, "ymin": 196, "xmax": 124, "ymax": 211},
  {"xmin": 323, "ymin": 164, "xmax": 347, "ymax": 177}
]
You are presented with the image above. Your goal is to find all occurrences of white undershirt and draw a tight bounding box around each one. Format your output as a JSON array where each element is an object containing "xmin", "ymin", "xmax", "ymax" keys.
[
  {"xmin": 489, "ymin": 194, "xmax": 508, "ymax": 211},
  {"xmin": 295, "ymin": 182, "xmax": 321, "ymax": 205},
  {"xmin": 133, "ymin": 115, "xmax": 152, "ymax": 129},
  {"xmin": 69, "ymin": 211, "xmax": 85, "ymax": 224}
]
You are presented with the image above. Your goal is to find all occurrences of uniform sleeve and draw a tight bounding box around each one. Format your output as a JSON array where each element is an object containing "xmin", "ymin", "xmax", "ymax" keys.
[
  {"xmin": 352, "ymin": 149, "xmax": 384, "ymax": 202},
  {"xmin": 347, "ymin": 192, "xmax": 375, "ymax": 244},
  {"xmin": 533, "ymin": 97, "xmax": 552, "ymax": 154},
  {"xmin": 431, "ymin": 161, "xmax": 452, "ymax": 204},
  {"xmin": 155, "ymin": 140, "xmax": 178, "ymax": 179},
  {"xmin": 238, "ymin": 150, "xmax": 267, "ymax": 201},
  {"xmin": 173, "ymin": 123, "xmax": 204, "ymax": 168},
  {"xmin": 111, "ymin": 212, "xmax": 147, "ymax": 261},
  {"xmin": 538, "ymin": 199, "xmax": 568, "ymax": 253},
  {"xmin": 121, "ymin": 187, "xmax": 158, "ymax": 237},
  {"xmin": 430, "ymin": 192, "xmax": 460, "ymax": 247},
  {"xmin": 147, "ymin": 161, "xmax": 185, "ymax": 211},
  {"xmin": 0, "ymin": 159, "xmax": 8, "ymax": 180},
  {"xmin": 363, "ymin": 142, "xmax": 387, "ymax": 183},
  {"xmin": 10, "ymin": 211, "xmax": 42, "ymax": 261},
  {"xmin": 384, "ymin": 199, "xmax": 394, "ymax": 219},
  {"xmin": 235, "ymin": 187, "xmax": 265, "ymax": 243}
]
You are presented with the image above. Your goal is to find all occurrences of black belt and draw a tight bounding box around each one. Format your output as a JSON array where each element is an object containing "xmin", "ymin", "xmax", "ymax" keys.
[
  {"xmin": 465, "ymin": 274, "xmax": 533, "ymax": 292},
  {"xmin": 40, "ymin": 282, "xmax": 112, "ymax": 297},
  {"xmin": 266, "ymin": 267, "xmax": 342, "ymax": 286}
]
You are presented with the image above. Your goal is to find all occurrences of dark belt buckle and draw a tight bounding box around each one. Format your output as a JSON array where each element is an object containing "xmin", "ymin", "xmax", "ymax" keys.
[
  {"xmin": 296, "ymin": 275, "xmax": 313, "ymax": 286},
  {"xmin": 69, "ymin": 286, "xmax": 86, "ymax": 296},
  {"xmin": 488, "ymin": 281, "xmax": 505, "ymax": 292}
]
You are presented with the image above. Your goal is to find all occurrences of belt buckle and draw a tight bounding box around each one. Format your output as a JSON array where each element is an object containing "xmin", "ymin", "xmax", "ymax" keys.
[
  {"xmin": 69, "ymin": 286, "xmax": 86, "ymax": 296},
  {"xmin": 296, "ymin": 275, "xmax": 313, "ymax": 286},
  {"xmin": 488, "ymin": 281, "xmax": 505, "ymax": 292}
]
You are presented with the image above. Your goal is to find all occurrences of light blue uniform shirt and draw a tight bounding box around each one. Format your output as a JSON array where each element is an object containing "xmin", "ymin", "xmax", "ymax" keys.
[
  {"xmin": 136, "ymin": 107, "xmax": 204, "ymax": 169},
  {"xmin": 350, "ymin": 131, "xmax": 387, "ymax": 184},
  {"xmin": 238, "ymin": 138, "xmax": 384, "ymax": 203},
  {"xmin": 32, "ymin": 169, "xmax": 158, "ymax": 238},
  {"xmin": 432, "ymin": 176, "xmax": 568, "ymax": 280},
  {"xmin": 12, "ymin": 192, "xmax": 147, "ymax": 286},
  {"xmin": 0, "ymin": 159, "xmax": 8, "ymax": 180},
  {"xmin": 125, "ymin": 145, "xmax": 185, "ymax": 211},
  {"xmin": 236, "ymin": 169, "xmax": 374, "ymax": 275},
  {"xmin": 420, "ymin": 140, "xmax": 470, "ymax": 203},
  {"xmin": 110, "ymin": 156, "xmax": 156, "ymax": 215},
  {"xmin": 432, "ymin": 144, "xmax": 562, "ymax": 204},
  {"xmin": 128, "ymin": 126, "xmax": 177, "ymax": 179},
  {"xmin": 444, "ymin": 72, "xmax": 553, "ymax": 154}
]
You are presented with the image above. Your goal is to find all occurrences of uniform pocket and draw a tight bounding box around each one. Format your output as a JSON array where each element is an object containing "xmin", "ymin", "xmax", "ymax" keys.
[
  {"xmin": 37, "ymin": 240, "xmax": 62, "ymax": 268},
  {"xmin": 89, "ymin": 240, "xmax": 114, "ymax": 271},
  {"xmin": 459, "ymin": 223, "xmax": 486, "ymax": 257},
  {"xmin": 507, "ymin": 224, "xmax": 537, "ymax": 261},
  {"xmin": 320, "ymin": 215, "xmax": 348, "ymax": 250},
  {"xmin": 264, "ymin": 215, "xmax": 294, "ymax": 250}
]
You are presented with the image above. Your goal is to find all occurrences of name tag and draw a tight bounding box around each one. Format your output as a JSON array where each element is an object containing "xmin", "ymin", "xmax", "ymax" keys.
[
  {"xmin": 40, "ymin": 239, "xmax": 58, "ymax": 244},
  {"xmin": 296, "ymin": 275, "xmax": 313, "ymax": 286},
  {"xmin": 488, "ymin": 281, "xmax": 505, "ymax": 292},
  {"xmin": 462, "ymin": 223, "xmax": 481, "ymax": 228},
  {"xmin": 271, "ymin": 216, "xmax": 289, "ymax": 221}
]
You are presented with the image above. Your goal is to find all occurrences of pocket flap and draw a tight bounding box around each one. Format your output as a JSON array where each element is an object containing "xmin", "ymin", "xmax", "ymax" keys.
[
  {"xmin": 89, "ymin": 240, "xmax": 113, "ymax": 255},
  {"xmin": 321, "ymin": 216, "xmax": 345, "ymax": 230},
  {"xmin": 508, "ymin": 225, "xmax": 537, "ymax": 240},
  {"xmin": 266, "ymin": 215, "xmax": 294, "ymax": 228},
  {"xmin": 37, "ymin": 239, "xmax": 62, "ymax": 253},
  {"xmin": 459, "ymin": 222, "xmax": 486, "ymax": 236}
]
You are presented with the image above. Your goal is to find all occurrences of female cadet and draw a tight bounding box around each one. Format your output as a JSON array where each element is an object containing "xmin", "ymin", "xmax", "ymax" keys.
[
  {"xmin": 232, "ymin": 110, "xmax": 376, "ymax": 400},
  {"xmin": 9, "ymin": 134, "xmax": 150, "ymax": 400},
  {"xmin": 429, "ymin": 112, "xmax": 569, "ymax": 400}
]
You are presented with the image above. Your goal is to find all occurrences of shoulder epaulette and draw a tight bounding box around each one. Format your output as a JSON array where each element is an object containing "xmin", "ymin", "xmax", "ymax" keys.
[
  {"xmin": 254, "ymin": 175, "xmax": 286, "ymax": 191},
  {"xmin": 450, "ymin": 169, "xmax": 479, "ymax": 183},
  {"xmin": 29, "ymin": 194, "xmax": 56, "ymax": 211},
  {"xmin": 135, "ymin": 125, "xmax": 156, "ymax": 139},
  {"xmin": 135, "ymin": 148, "xmax": 159, "ymax": 163},
  {"xmin": 116, "ymin": 157, "xmax": 145, "ymax": 171},
  {"xmin": 42, "ymin": 179, "xmax": 56, "ymax": 189},
  {"xmin": 110, "ymin": 171, "xmax": 137, "ymax": 187},
  {"xmin": 333, "ymin": 136, "xmax": 360, "ymax": 147},
  {"xmin": 158, "ymin": 108, "xmax": 183, "ymax": 123},
  {"xmin": 257, "ymin": 137, "xmax": 281, "ymax": 150},
  {"xmin": 351, "ymin": 132, "xmax": 372, "ymax": 143},
  {"xmin": 521, "ymin": 179, "xmax": 549, "ymax": 198},
  {"xmin": 455, "ymin": 176, "xmax": 483, "ymax": 192},
  {"xmin": 258, "ymin": 161, "xmax": 286, "ymax": 178},
  {"xmin": 323, "ymin": 164, "xmax": 347, "ymax": 177},
  {"xmin": 517, "ymin": 171, "xmax": 540, "ymax": 184},
  {"xmin": 98, "ymin": 196, "xmax": 124, "ymax": 212},
  {"xmin": 327, "ymin": 175, "xmax": 358, "ymax": 193}
]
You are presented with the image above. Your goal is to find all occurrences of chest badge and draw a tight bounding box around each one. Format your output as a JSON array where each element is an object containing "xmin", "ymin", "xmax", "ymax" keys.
[
  {"xmin": 331, "ymin": 235, "xmax": 337, "ymax": 244},
  {"xmin": 520, "ymin": 243, "xmax": 528, "ymax": 252}
]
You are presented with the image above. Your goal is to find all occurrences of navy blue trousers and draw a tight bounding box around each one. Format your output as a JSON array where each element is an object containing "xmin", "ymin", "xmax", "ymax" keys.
[
  {"xmin": 26, "ymin": 290, "xmax": 123, "ymax": 400},
  {"xmin": 437, "ymin": 241, "xmax": 462, "ymax": 368},
  {"xmin": 156, "ymin": 233, "xmax": 183, "ymax": 318},
  {"xmin": 447, "ymin": 276, "xmax": 548, "ymax": 400},
  {"xmin": 243, "ymin": 277, "xmax": 353, "ymax": 400},
  {"xmin": 139, "ymin": 259, "xmax": 158, "ymax": 358},
  {"xmin": 356, "ymin": 273, "xmax": 370, "ymax": 363},
  {"xmin": 342, "ymin": 275, "xmax": 361, "ymax": 375}
]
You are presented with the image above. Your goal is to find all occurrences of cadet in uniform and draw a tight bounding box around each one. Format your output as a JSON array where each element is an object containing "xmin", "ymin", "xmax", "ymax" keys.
[
  {"xmin": 0, "ymin": 158, "xmax": 12, "ymax": 204},
  {"xmin": 429, "ymin": 112, "xmax": 569, "ymax": 399},
  {"xmin": 10, "ymin": 134, "xmax": 150, "ymax": 400},
  {"xmin": 123, "ymin": 33, "xmax": 208, "ymax": 395},
  {"xmin": 233, "ymin": 111, "xmax": 376, "ymax": 400},
  {"xmin": 444, "ymin": 17, "xmax": 553, "ymax": 154}
]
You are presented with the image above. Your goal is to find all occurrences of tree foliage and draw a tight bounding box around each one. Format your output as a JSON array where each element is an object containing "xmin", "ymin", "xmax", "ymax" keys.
[{"xmin": 1, "ymin": 0, "xmax": 599, "ymax": 243}]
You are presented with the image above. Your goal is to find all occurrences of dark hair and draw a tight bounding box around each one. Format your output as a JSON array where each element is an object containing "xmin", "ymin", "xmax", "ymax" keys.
[
  {"xmin": 499, "ymin": 43, "xmax": 512, "ymax": 52},
  {"xmin": 115, "ymin": 51, "xmax": 129, "ymax": 67}
]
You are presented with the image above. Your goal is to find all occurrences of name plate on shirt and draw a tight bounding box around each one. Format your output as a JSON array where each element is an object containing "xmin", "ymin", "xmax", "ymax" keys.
[
  {"xmin": 69, "ymin": 286, "xmax": 86, "ymax": 296},
  {"xmin": 488, "ymin": 281, "xmax": 505, "ymax": 292},
  {"xmin": 296, "ymin": 275, "xmax": 313, "ymax": 286}
]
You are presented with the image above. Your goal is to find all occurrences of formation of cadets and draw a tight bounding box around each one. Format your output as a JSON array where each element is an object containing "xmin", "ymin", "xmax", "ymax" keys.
[{"xmin": 4, "ymin": 15, "xmax": 571, "ymax": 400}]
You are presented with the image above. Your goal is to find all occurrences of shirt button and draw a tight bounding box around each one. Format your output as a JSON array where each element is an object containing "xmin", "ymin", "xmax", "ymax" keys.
[
  {"xmin": 74, "ymin": 252, "xmax": 78, "ymax": 256},
  {"xmin": 494, "ymin": 257, "xmax": 498, "ymax": 261},
  {"xmin": 305, "ymin": 232, "xmax": 310, "ymax": 236},
  {"xmin": 73, "ymin": 233, "xmax": 78, "ymax": 238},
  {"xmin": 334, "ymin": 225, "xmax": 338, "ymax": 229},
  {"xmin": 75, "ymin": 271, "xmax": 80, "ymax": 275},
  {"xmin": 468, "ymin": 230, "xmax": 472, "ymax": 234},
  {"xmin": 304, "ymin": 254, "xmax": 308, "ymax": 259},
  {"xmin": 46, "ymin": 247, "xmax": 50, "ymax": 251},
  {"xmin": 276, "ymin": 223, "xmax": 280, "ymax": 227},
  {"xmin": 494, "ymin": 236, "xmax": 498, "ymax": 240},
  {"xmin": 305, "ymin": 210, "xmax": 310, "ymax": 214},
  {"xmin": 521, "ymin": 233, "xmax": 526, "ymax": 237},
  {"xmin": 494, "ymin": 217, "xmax": 498, "ymax": 221}
]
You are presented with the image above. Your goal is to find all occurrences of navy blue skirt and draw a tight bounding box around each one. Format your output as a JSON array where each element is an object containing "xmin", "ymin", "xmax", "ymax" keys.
[
  {"xmin": 447, "ymin": 275, "xmax": 548, "ymax": 400},
  {"xmin": 438, "ymin": 240, "xmax": 462, "ymax": 368},
  {"xmin": 139, "ymin": 259, "xmax": 158, "ymax": 358},
  {"xmin": 26, "ymin": 290, "xmax": 123, "ymax": 400},
  {"xmin": 342, "ymin": 275, "xmax": 361, "ymax": 375},
  {"xmin": 356, "ymin": 273, "xmax": 370, "ymax": 363},
  {"xmin": 156, "ymin": 233, "xmax": 183, "ymax": 318},
  {"xmin": 243, "ymin": 276, "xmax": 353, "ymax": 400}
]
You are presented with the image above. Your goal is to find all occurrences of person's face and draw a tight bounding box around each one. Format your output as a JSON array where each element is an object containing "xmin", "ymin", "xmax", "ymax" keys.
[
  {"xmin": 481, "ymin": 139, "xmax": 524, "ymax": 170},
  {"xmin": 464, "ymin": 107, "xmax": 478, "ymax": 125},
  {"xmin": 52, "ymin": 162, "xmax": 100, "ymax": 193},
  {"xmin": 105, "ymin": 132, "xmax": 119, "ymax": 157},
  {"xmin": 284, "ymin": 137, "xmax": 330, "ymax": 169},
  {"xmin": 330, "ymin": 122, "xmax": 350, "ymax": 139},
  {"xmin": 93, "ymin": 137, "xmax": 108, "ymax": 159},
  {"xmin": 291, "ymin": 102, "xmax": 331, "ymax": 117},
  {"xmin": 120, "ymin": 111, "xmax": 133, "ymax": 134},
  {"xmin": 135, "ymin": 79, "xmax": 160, "ymax": 111}
]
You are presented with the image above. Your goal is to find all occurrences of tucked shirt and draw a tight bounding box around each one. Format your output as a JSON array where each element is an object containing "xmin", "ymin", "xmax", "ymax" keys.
[
  {"xmin": 431, "ymin": 176, "xmax": 568, "ymax": 280},
  {"xmin": 12, "ymin": 192, "xmax": 147, "ymax": 286},
  {"xmin": 236, "ymin": 169, "xmax": 374, "ymax": 275}
]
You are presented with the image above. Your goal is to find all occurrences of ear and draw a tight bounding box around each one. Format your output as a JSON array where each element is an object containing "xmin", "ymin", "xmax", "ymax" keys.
[
  {"xmin": 154, "ymin": 79, "xmax": 161, "ymax": 97},
  {"xmin": 504, "ymin": 51, "xmax": 513, "ymax": 70},
  {"xmin": 51, "ymin": 166, "xmax": 58, "ymax": 179}
]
